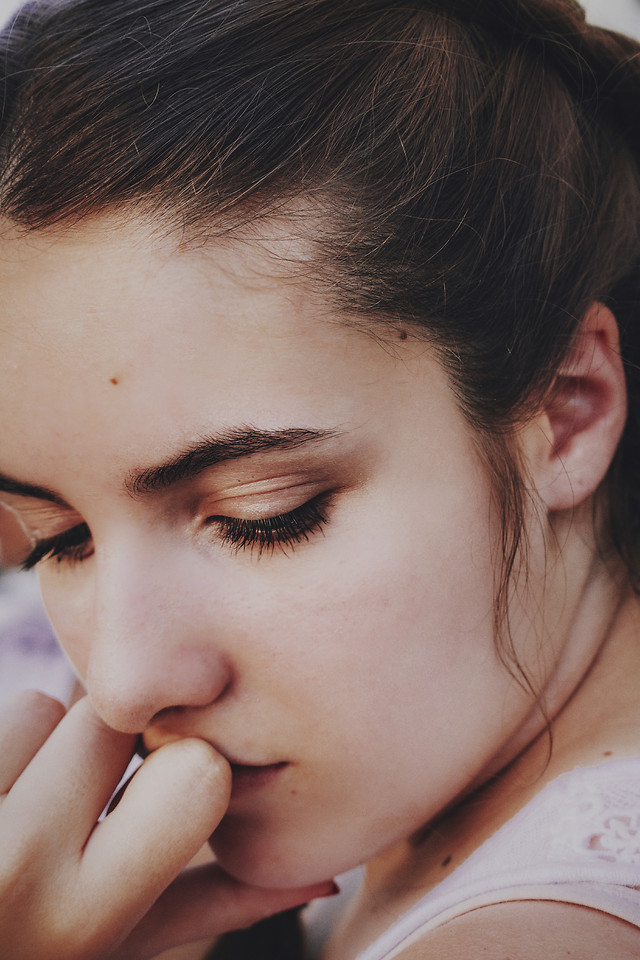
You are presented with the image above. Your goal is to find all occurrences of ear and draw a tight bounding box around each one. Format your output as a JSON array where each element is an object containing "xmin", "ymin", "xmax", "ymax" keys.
[{"xmin": 525, "ymin": 302, "xmax": 627, "ymax": 512}]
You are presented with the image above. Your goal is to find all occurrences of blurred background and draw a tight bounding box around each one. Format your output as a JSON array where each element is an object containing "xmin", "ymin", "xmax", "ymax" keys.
[{"xmin": 0, "ymin": 0, "xmax": 639, "ymax": 709}]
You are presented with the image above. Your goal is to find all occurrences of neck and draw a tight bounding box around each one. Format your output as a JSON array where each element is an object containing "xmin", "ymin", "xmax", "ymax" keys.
[{"xmin": 480, "ymin": 549, "xmax": 633, "ymax": 787}]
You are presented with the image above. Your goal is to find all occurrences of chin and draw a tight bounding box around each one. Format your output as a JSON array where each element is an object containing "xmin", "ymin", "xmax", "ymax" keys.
[{"xmin": 209, "ymin": 815, "xmax": 358, "ymax": 889}]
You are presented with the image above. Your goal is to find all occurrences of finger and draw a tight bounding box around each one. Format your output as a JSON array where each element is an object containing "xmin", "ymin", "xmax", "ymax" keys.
[
  {"xmin": 0, "ymin": 691, "xmax": 66, "ymax": 795},
  {"xmin": 82, "ymin": 738, "xmax": 232, "ymax": 934},
  {"xmin": 115, "ymin": 864, "xmax": 338, "ymax": 960},
  {"xmin": 1, "ymin": 696, "xmax": 135, "ymax": 848}
]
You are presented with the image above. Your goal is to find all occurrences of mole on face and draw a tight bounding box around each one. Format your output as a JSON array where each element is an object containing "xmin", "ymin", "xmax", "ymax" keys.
[{"xmin": 110, "ymin": 377, "xmax": 119, "ymax": 385}]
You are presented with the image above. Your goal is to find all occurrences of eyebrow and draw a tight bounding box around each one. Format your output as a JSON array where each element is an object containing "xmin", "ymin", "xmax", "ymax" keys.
[
  {"xmin": 0, "ymin": 475, "xmax": 69, "ymax": 506},
  {"xmin": 0, "ymin": 427, "xmax": 340, "ymax": 505},
  {"xmin": 129, "ymin": 427, "xmax": 339, "ymax": 497}
]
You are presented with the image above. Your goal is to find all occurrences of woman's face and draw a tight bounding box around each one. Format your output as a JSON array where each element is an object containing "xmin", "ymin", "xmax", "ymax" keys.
[{"xmin": 0, "ymin": 216, "xmax": 547, "ymax": 887}]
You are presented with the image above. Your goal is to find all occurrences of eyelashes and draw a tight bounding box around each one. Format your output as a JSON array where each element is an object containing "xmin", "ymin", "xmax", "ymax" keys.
[
  {"xmin": 20, "ymin": 522, "xmax": 93, "ymax": 571},
  {"xmin": 20, "ymin": 495, "xmax": 330, "ymax": 570},
  {"xmin": 206, "ymin": 493, "xmax": 329, "ymax": 555}
]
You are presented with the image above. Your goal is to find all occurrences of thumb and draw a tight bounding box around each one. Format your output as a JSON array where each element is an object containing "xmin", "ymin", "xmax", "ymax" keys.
[{"xmin": 115, "ymin": 862, "xmax": 338, "ymax": 960}]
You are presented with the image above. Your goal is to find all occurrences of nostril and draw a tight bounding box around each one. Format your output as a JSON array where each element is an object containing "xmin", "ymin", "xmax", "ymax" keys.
[
  {"xmin": 147, "ymin": 675, "xmax": 234, "ymax": 727},
  {"xmin": 150, "ymin": 704, "xmax": 188, "ymax": 723},
  {"xmin": 147, "ymin": 676, "xmax": 234, "ymax": 728},
  {"xmin": 89, "ymin": 654, "xmax": 235, "ymax": 735}
]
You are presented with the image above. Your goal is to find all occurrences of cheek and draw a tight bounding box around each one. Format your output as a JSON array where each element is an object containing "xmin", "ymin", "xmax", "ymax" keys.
[
  {"xmin": 308, "ymin": 498, "xmax": 495, "ymax": 660},
  {"xmin": 214, "ymin": 553, "xmax": 519, "ymax": 887},
  {"xmin": 244, "ymin": 493, "xmax": 500, "ymax": 750},
  {"xmin": 38, "ymin": 568, "xmax": 93, "ymax": 677}
]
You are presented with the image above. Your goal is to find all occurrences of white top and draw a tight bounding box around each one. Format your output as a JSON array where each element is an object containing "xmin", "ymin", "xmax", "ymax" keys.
[{"xmin": 356, "ymin": 758, "xmax": 640, "ymax": 960}]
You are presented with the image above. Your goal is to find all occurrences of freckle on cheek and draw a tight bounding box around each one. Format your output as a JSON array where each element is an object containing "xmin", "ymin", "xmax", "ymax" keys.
[{"xmin": 110, "ymin": 376, "xmax": 120, "ymax": 385}]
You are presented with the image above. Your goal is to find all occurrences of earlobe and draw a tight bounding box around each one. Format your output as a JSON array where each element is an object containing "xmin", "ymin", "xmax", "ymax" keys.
[{"xmin": 527, "ymin": 303, "xmax": 627, "ymax": 512}]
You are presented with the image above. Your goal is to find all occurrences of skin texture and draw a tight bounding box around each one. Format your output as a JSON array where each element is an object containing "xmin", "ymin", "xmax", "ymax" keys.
[
  {"xmin": 394, "ymin": 901, "xmax": 640, "ymax": 959},
  {"xmin": 0, "ymin": 214, "xmax": 637, "ymax": 959}
]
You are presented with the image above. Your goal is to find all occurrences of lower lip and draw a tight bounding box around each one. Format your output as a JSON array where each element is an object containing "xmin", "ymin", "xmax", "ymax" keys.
[{"xmin": 230, "ymin": 761, "xmax": 288, "ymax": 797}]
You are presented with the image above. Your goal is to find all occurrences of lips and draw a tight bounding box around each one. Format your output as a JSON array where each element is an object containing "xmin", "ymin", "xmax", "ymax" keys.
[
  {"xmin": 138, "ymin": 735, "xmax": 288, "ymax": 797},
  {"xmin": 229, "ymin": 760, "xmax": 289, "ymax": 797}
]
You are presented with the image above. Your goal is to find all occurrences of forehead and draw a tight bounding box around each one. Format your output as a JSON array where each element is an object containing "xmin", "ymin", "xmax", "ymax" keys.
[
  {"xmin": 0, "ymin": 214, "xmax": 449, "ymax": 495},
  {"xmin": 0, "ymin": 213, "xmax": 339, "ymax": 377},
  {"xmin": 0, "ymin": 213, "xmax": 314, "ymax": 358}
]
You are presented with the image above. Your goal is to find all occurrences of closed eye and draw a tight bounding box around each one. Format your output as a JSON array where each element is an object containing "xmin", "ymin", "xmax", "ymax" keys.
[
  {"xmin": 19, "ymin": 493, "xmax": 331, "ymax": 570},
  {"xmin": 205, "ymin": 493, "xmax": 330, "ymax": 556},
  {"xmin": 20, "ymin": 522, "xmax": 93, "ymax": 571}
]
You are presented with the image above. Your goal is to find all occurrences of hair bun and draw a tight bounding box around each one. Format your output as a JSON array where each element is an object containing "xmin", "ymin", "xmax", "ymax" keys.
[{"xmin": 426, "ymin": 0, "xmax": 640, "ymax": 156}]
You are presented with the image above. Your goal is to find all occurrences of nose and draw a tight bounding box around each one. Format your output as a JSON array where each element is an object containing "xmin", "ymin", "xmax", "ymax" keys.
[{"xmin": 85, "ymin": 534, "xmax": 233, "ymax": 733}]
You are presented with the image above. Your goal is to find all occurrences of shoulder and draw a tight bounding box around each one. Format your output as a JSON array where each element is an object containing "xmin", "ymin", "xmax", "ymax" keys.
[{"xmin": 394, "ymin": 900, "xmax": 640, "ymax": 960}]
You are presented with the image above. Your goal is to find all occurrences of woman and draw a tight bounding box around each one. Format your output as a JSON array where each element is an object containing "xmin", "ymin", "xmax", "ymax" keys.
[{"xmin": 0, "ymin": 1, "xmax": 639, "ymax": 958}]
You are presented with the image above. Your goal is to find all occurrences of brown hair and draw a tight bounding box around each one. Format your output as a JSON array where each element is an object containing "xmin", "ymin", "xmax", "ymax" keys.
[{"xmin": 1, "ymin": 0, "xmax": 639, "ymax": 669}]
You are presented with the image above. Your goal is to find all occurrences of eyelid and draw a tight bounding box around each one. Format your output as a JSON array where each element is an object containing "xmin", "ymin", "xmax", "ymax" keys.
[
  {"xmin": 196, "ymin": 479, "xmax": 328, "ymax": 520},
  {"xmin": 1, "ymin": 498, "xmax": 84, "ymax": 541}
]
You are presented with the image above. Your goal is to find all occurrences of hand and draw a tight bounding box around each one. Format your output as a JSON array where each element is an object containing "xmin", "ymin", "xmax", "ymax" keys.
[{"xmin": 0, "ymin": 692, "xmax": 335, "ymax": 960}]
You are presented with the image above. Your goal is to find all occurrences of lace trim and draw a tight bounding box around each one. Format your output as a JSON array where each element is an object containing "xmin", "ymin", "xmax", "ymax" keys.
[
  {"xmin": 586, "ymin": 815, "xmax": 640, "ymax": 864},
  {"xmin": 552, "ymin": 768, "xmax": 640, "ymax": 865}
]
